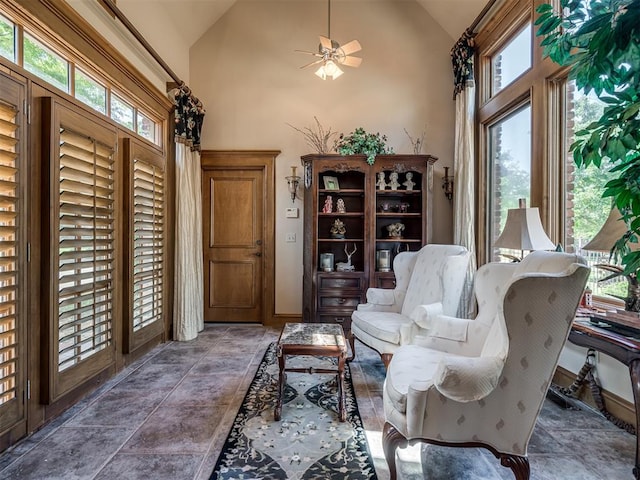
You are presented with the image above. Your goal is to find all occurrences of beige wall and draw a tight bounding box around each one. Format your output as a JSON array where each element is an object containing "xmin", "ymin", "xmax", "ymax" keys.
[{"xmin": 190, "ymin": 0, "xmax": 456, "ymax": 314}]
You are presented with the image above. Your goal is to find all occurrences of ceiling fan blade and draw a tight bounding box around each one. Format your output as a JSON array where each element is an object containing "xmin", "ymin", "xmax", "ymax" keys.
[
  {"xmin": 319, "ymin": 35, "xmax": 333, "ymax": 50},
  {"xmin": 339, "ymin": 39, "xmax": 361, "ymax": 56},
  {"xmin": 341, "ymin": 56, "xmax": 362, "ymax": 68},
  {"xmin": 295, "ymin": 49, "xmax": 322, "ymax": 57},
  {"xmin": 300, "ymin": 58, "xmax": 325, "ymax": 69}
]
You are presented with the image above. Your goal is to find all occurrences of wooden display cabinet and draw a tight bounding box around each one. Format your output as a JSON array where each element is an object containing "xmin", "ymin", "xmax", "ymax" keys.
[{"xmin": 302, "ymin": 154, "xmax": 437, "ymax": 333}]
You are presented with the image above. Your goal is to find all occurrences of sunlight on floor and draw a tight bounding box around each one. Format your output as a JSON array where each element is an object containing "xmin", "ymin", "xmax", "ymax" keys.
[{"xmin": 365, "ymin": 429, "xmax": 424, "ymax": 479}]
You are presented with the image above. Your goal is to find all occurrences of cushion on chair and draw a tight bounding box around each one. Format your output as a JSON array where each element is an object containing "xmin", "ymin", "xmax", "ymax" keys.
[{"xmin": 351, "ymin": 311, "xmax": 413, "ymax": 345}]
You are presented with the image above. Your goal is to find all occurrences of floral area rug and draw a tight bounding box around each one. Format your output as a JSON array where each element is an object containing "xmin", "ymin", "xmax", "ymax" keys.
[{"xmin": 210, "ymin": 342, "xmax": 378, "ymax": 479}]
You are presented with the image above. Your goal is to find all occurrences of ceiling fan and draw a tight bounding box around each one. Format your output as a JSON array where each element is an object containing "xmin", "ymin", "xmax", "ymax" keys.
[{"xmin": 297, "ymin": 0, "xmax": 362, "ymax": 80}]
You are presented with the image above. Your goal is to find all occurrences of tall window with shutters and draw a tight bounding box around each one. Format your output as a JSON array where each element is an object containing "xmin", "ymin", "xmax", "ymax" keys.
[
  {"xmin": 43, "ymin": 98, "xmax": 118, "ymax": 402},
  {"xmin": 123, "ymin": 139, "xmax": 165, "ymax": 353},
  {"xmin": 0, "ymin": 75, "xmax": 25, "ymax": 433}
]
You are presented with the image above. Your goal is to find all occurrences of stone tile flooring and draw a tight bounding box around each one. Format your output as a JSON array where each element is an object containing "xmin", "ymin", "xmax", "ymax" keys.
[{"xmin": 0, "ymin": 324, "xmax": 636, "ymax": 479}]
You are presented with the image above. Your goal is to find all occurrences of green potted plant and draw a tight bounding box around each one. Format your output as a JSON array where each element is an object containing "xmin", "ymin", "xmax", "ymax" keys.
[
  {"xmin": 536, "ymin": 0, "xmax": 640, "ymax": 281},
  {"xmin": 335, "ymin": 127, "xmax": 394, "ymax": 165}
]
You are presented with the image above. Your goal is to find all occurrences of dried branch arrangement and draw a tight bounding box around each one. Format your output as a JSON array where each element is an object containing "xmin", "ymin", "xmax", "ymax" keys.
[
  {"xmin": 287, "ymin": 117, "xmax": 338, "ymax": 154},
  {"xmin": 404, "ymin": 128, "xmax": 426, "ymax": 155}
]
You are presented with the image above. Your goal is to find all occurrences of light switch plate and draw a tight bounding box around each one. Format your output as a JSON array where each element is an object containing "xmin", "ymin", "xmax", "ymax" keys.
[{"xmin": 285, "ymin": 207, "xmax": 299, "ymax": 218}]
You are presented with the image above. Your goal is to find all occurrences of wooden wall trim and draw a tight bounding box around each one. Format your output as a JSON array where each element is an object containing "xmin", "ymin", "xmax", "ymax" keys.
[{"xmin": 201, "ymin": 150, "xmax": 279, "ymax": 326}]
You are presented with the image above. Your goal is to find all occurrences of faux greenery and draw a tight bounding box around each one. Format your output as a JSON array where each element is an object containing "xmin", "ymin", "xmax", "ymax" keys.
[
  {"xmin": 335, "ymin": 127, "xmax": 394, "ymax": 165},
  {"xmin": 536, "ymin": 0, "xmax": 640, "ymax": 276}
]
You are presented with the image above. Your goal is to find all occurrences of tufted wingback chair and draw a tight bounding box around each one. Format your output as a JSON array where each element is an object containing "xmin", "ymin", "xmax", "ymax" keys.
[
  {"xmin": 382, "ymin": 251, "xmax": 589, "ymax": 480},
  {"xmin": 350, "ymin": 244, "xmax": 471, "ymax": 368}
]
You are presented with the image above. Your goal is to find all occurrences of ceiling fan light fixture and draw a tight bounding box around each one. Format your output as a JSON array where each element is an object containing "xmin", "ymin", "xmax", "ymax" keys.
[{"xmin": 315, "ymin": 61, "xmax": 343, "ymax": 80}]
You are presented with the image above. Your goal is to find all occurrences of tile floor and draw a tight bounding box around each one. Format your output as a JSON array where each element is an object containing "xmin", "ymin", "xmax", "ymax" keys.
[{"xmin": 0, "ymin": 324, "xmax": 636, "ymax": 479}]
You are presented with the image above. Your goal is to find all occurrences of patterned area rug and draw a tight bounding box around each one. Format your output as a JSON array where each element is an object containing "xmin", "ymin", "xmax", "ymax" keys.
[{"xmin": 210, "ymin": 342, "xmax": 378, "ymax": 479}]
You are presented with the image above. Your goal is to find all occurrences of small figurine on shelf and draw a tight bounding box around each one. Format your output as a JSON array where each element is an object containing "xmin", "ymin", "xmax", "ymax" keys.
[
  {"xmin": 399, "ymin": 202, "xmax": 410, "ymax": 213},
  {"xmin": 322, "ymin": 195, "xmax": 333, "ymax": 213},
  {"xmin": 330, "ymin": 218, "xmax": 346, "ymax": 238},
  {"xmin": 336, "ymin": 198, "xmax": 346, "ymax": 213},
  {"xmin": 387, "ymin": 222, "xmax": 405, "ymax": 239},
  {"xmin": 336, "ymin": 244, "xmax": 357, "ymax": 272},
  {"xmin": 403, "ymin": 172, "xmax": 415, "ymax": 191},
  {"xmin": 376, "ymin": 171, "xmax": 387, "ymax": 190},
  {"xmin": 389, "ymin": 171, "xmax": 400, "ymax": 190}
]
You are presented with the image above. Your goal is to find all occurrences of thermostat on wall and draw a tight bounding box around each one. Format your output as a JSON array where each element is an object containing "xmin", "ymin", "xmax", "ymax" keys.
[{"xmin": 285, "ymin": 207, "xmax": 299, "ymax": 218}]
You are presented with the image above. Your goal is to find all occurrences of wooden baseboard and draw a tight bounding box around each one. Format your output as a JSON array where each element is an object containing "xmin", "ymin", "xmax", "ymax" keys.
[{"xmin": 553, "ymin": 366, "xmax": 636, "ymax": 428}]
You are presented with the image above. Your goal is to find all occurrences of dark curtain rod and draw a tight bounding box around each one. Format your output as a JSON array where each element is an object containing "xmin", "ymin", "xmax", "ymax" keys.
[{"xmin": 98, "ymin": 0, "xmax": 182, "ymax": 90}]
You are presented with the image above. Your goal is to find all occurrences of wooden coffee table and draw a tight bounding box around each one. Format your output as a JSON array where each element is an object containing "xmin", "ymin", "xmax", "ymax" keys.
[{"xmin": 274, "ymin": 322, "xmax": 348, "ymax": 422}]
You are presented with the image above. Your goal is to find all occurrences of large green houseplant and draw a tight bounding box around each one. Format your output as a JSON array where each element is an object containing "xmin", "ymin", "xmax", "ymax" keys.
[{"xmin": 536, "ymin": 0, "xmax": 640, "ymax": 279}]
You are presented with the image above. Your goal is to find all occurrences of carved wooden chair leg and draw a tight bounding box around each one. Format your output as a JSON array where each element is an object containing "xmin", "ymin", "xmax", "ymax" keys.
[
  {"xmin": 383, "ymin": 422, "xmax": 409, "ymax": 480},
  {"xmin": 499, "ymin": 453, "xmax": 530, "ymax": 480},
  {"xmin": 381, "ymin": 353, "xmax": 393, "ymax": 369},
  {"xmin": 347, "ymin": 332, "xmax": 356, "ymax": 362}
]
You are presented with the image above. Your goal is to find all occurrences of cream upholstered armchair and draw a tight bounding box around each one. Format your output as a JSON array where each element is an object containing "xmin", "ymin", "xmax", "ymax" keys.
[
  {"xmin": 382, "ymin": 251, "xmax": 589, "ymax": 480},
  {"xmin": 350, "ymin": 244, "xmax": 471, "ymax": 367}
]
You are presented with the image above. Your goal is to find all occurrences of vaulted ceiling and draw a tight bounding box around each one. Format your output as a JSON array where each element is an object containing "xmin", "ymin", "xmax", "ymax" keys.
[{"xmin": 117, "ymin": 0, "xmax": 490, "ymax": 48}]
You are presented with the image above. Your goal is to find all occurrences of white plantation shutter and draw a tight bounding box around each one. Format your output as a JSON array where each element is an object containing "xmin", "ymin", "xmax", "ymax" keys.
[
  {"xmin": 45, "ymin": 99, "xmax": 118, "ymax": 401},
  {"xmin": 57, "ymin": 128, "xmax": 115, "ymax": 371},
  {"xmin": 124, "ymin": 139, "xmax": 165, "ymax": 353},
  {"xmin": 0, "ymin": 101, "xmax": 19, "ymax": 406},
  {"xmin": 132, "ymin": 160, "xmax": 163, "ymax": 330}
]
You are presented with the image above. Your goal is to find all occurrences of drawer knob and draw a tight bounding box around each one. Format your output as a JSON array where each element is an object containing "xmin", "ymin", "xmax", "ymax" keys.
[
  {"xmin": 338, "ymin": 298, "xmax": 346, "ymax": 304},
  {"xmin": 335, "ymin": 317, "xmax": 345, "ymax": 323}
]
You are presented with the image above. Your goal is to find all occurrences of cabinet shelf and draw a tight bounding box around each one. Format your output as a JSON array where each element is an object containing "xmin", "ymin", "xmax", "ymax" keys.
[
  {"xmin": 319, "ymin": 238, "xmax": 365, "ymax": 242},
  {"xmin": 376, "ymin": 190, "xmax": 421, "ymax": 196},
  {"xmin": 319, "ymin": 189, "xmax": 364, "ymax": 195},
  {"xmin": 376, "ymin": 212, "xmax": 421, "ymax": 217},
  {"xmin": 319, "ymin": 212, "xmax": 364, "ymax": 217},
  {"xmin": 376, "ymin": 238, "xmax": 422, "ymax": 243}
]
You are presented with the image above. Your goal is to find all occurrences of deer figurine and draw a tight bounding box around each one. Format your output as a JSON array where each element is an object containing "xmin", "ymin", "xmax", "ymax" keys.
[{"xmin": 336, "ymin": 244, "xmax": 357, "ymax": 272}]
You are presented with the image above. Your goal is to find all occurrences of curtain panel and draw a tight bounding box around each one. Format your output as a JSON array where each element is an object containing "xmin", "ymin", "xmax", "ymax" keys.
[
  {"xmin": 172, "ymin": 88, "xmax": 205, "ymax": 341},
  {"xmin": 451, "ymin": 30, "xmax": 477, "ymax": 317}
]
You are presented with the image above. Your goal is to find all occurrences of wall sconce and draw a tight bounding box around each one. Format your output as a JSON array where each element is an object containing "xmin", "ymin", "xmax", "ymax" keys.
[
  {"xmin": 442, "ymin": 166, "xmax": 454, "ymax": 201},
  {"xmin": 286, "ymin": 165, "xmax": 301, "ymax": 203}
]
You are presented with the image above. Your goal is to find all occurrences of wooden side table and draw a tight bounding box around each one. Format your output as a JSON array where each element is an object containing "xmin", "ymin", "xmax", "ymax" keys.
[
  {"xmin": 275, "ymin": 322, "xmax": 348, "ymax": 422},
  {"xmin": 570, "ymin": 313, "xmax": 640, "ymax": 480}
]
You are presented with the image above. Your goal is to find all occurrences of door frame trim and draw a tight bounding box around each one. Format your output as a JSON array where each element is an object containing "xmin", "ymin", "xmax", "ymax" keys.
[{"xmin": 200, "ymin": 150, "xmax": 279, "ymax": 325}]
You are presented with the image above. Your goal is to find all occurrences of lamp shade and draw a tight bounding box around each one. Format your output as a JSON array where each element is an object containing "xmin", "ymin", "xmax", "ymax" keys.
[
  {"xmin": 583, "ymin": 207, "xmax": 639, "ymax": 252},
  {"xmin": 494, "ymin": 207, "xmax": 555, "ymax": 251}
]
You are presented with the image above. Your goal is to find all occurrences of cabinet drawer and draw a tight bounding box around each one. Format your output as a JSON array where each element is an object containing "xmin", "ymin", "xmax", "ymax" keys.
[
  {"xmin": 319, "ymin": 296, "xmax": 361, "ymax": 309},
  {"xmin": 318, "ymin": 314, "xmax": 352, "ymax": 331},
  {"xmin": 318, "ymin": 275, "xmax": 364, "ymax": 290}
]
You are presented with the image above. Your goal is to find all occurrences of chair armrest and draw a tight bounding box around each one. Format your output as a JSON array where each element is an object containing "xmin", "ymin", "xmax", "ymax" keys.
[
  {"xmin": 409, "ymin": 304, "xmax": 471, "ymax": 342},
  {"xmin": 365, "ymin": 288, "xmax": 396, "ymax": 305},
  {"xmin": 357, "ymin": 287, "xmax": 404, "ymax": 312},
  {"xmin": 433, "ymin": 355, "xmax": 504, "ymax": 402}
]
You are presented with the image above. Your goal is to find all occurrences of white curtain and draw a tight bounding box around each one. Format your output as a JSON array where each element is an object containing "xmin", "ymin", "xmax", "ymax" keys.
[
  {"xmin": 171, "ymin": 86, "xmax": 205, "ymax": 341},
  {"xmin": 453, "ymin": 82, "xmax": 477, "ymax": 317},
  {"xmin": 173, "ymin": 143, "xmax": 204, "ymax": 340}
]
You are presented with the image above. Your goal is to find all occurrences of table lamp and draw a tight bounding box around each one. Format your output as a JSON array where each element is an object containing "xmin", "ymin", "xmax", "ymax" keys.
[
  {"xmin": 494, "ymin": 199, "xmax": 555, "ymax": 261},
  {"xmin": 583, "ymin": 206, "xmax": 640, "ymax": 312}
]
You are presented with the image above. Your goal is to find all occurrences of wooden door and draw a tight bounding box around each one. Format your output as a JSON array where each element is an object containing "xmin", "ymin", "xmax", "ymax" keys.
[{"xmin": 203, "ymin": 169, "xmax": 264, "ymax": 322}]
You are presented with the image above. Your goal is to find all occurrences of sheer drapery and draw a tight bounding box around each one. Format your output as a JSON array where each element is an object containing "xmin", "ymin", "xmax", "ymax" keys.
[
  {"xmin": 451, "ymin": 29, "xmax": 477, "ymax": 317},
  {"xmin": 172, "ymin": 87, "xmax": 205, "ymax": 341}
]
